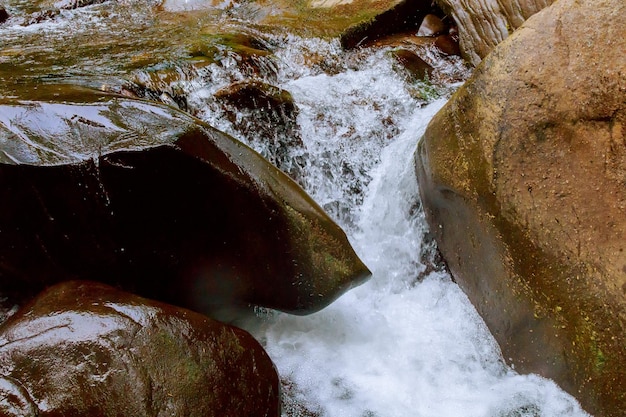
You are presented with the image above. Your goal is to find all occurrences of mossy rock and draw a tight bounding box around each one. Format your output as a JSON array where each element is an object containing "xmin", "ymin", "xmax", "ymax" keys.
[{"xmin": 415, "ymin": 0, "xmax": 626, "ymax": 415}]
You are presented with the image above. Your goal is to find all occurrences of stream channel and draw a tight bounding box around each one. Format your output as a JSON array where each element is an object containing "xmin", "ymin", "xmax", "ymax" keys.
[{"xmin": 0, "ymin": 1, "xmax": 593, "ymax": 416}]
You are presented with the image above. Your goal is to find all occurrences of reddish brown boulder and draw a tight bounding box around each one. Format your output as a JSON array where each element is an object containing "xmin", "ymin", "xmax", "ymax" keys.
[
  {"xmin": 0, "ymin": 281, "xmax": 280, "ymax": 417},
  {"xmin": 416, "ymin": 0, "xmax": 626, "ymax": 415},
  {"xmin": 0, "ymin": 87, "xmax": 370, "ymax": 317},
  {"xmin": 433, "ymin": 34, "xmax": 460, "ymax": 56}
]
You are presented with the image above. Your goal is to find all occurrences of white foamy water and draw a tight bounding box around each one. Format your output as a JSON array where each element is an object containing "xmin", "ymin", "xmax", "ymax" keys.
[{"xmin": 188, "ymin": 38, "xmax": 592, "ymax": 417}]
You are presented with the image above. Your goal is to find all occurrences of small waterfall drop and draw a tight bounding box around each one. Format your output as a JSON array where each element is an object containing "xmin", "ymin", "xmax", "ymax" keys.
[
  {"xmin": 186, "ymin": 36, "xmax": 591, "ymax": 417},
  {"xmin": 0, "ymin": 2, "xmax": 592, "ymax": 413}
]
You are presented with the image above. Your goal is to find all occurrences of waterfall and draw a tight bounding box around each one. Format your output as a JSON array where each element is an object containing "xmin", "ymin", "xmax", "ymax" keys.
[
  {"xmin": 187, "ymin": 36, "xmax": 591, "ymax": 417},
  {"xmin": 0, "ymin": 1, "xmax": 591, "ymax": 414}
]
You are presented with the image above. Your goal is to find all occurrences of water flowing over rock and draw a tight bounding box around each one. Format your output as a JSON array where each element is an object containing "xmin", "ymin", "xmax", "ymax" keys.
[
  {"xmin": 214, "ymin": 80, "xmax": 305, "ymax": 180},
  {"xmin": 0, "ymin": 281, "xmax": 280, "ymax": 417},
  {"xmin": 415, "ymin": 0, "xmax": 626, "ymax": 415},
  {"xmin": 434, "ymin": 0, "xmax": 554, "ymax": 65},
  {"xmin": 0, "ymin": 88, "xmax": 370, "ymax": 316}
]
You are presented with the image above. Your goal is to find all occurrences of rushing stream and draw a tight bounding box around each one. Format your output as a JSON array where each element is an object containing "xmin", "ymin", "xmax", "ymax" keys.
[{"xmin": 1, "ymin": 1, "xmax": 592, "ymax": 416}]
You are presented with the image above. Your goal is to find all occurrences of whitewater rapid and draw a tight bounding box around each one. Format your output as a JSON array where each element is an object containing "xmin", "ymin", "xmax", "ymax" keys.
[
  {"xmin": 190, "ymin": 38, "xmax": 592, "ymax": 417},
  {"xmin": 0, "ymin": 1, "xmax": 592, "ymax": 413}
]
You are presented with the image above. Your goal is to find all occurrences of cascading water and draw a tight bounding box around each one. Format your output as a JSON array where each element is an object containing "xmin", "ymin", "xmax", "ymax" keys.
[
  {"xmin": 0, "ymin": 1, "xmax": 592, "ymax": 415},
  {"xmin": 186, "ymin": 36, "xmax": 591, "ymax": 417}
]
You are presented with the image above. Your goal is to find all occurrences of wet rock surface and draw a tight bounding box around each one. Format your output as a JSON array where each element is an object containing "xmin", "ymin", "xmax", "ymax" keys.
[
  {"xmin": 340, "ymin": 0, "xmax": 438, "ymax": 49},
  {"xmin": 434, "ymin": 0, "xmax": 554, "ymax": 65},
  {"xmin": 214, "ymin": 80, "xmax": 305, "ymax": 181},
  {"xmin": 390, "ymin": 49, "xmax": 433, "ymax": 81},
  {"xmin": 416, "ymin": 0, "xmax": 626, "ymax": 414},
  {"xmin": 0, "ymin": 88, "xmax": 370, "ymax": 316},
  {"xmin": 417, "ymin": 14, "xmax": 446, "ymax": 37},
  {"xmin": 0, "ymin": 281, "xmax": 280, "ymax": 417}
]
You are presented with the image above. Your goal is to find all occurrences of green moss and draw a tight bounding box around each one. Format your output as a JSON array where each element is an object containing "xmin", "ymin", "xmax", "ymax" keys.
[
  {"xmin": 257, "ymin": 0, "xmax": 392, "ymax": 38},
  {"xmin": 594, "ymin": 346, "xmax": 607, "ymax": 372},
  {"xmin": 408, "ymin": 79, "xmax": 441, "ymax": 102}
]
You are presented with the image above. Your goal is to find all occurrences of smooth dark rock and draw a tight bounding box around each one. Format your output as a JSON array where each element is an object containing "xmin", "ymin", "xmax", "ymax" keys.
[
  {"xmin": 434, "ymin": 34, "xmax": 460, "ymax": 56},
  {"xmin": 390, "ymin": 49, "xmax": 433, "ymax": 80},
  {"xmin": 0, "ymin": 88, "xmax": 370, "ymax": 316},
  {"xmin": 0, "ymin": 281, "xmax": 280, "ymax": 417},
  {"xmin": 0, "ymin": 7, "xmax": 8, "ymax": 24}
]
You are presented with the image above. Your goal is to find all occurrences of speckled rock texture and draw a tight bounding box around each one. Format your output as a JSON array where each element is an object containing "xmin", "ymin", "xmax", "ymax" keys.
[{"xmin": 415, "ymin": 0, "xmax": 626, "ymax": 414}]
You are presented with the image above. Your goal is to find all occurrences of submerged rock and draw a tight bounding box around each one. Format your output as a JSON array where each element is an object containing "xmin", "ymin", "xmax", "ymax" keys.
[
  {"xmin": 0, "ymin": 87, "xmax": 370, "ymax": 316},
  {"xmin": 416, "ymin": 0, "xmax": 626, "ymax": 415},
  {"xmin": 187, "ymin": 32, "xmax": 278, "ymax": 81},
  {"xmin": 0, "ymin": 281, "xmax": 280, "ymax": 417}
]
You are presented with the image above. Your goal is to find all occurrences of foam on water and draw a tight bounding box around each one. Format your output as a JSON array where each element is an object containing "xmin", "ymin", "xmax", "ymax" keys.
[
  {"xmin": 252, "ymin": 99, "xmax": 590, "ymax": 416},
  {"xmin": 189, "ymin": 38, "xmax": 592, "ymax": 417}
]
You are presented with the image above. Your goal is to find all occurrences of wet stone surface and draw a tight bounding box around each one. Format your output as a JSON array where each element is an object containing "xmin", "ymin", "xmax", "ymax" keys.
[
  {"xmin": 0, "ymin": 281, "xmax": 280, "ymax": 417},
  {"xmin": 0, "ymin": 88, "xmax": 370, "ymax": 317}
]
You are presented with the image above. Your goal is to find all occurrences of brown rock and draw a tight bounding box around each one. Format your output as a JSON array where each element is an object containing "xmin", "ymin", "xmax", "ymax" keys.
[
  {"xmin": 434, "ymin": 0, "xmax": 554, "ymax": 65},
  {"xmin": 390, "ymin": 48, "xmax": 433, "ymax": 80},
  {"xmin": 0, "ymin": 88, "xmax": 370, "ymax": 317},
  {"xmin": 57, "ymin": 0, "xmax": 109, "ymax": 9},
  {"xmin": 433, "ymin": 34, "xmax": 460, "ymax": 56},
  {"xmin": 215, "ymin": 80, "xmax": 296, "ymax": 115},
  {"xmin": 417, "ymin": 14, "xmax": 446, "ymax": 37},
  {"xmin": 415, "ymin": 0, "xmax": 626, "ymax": 415},
  {"xmin": 187, "ymin": 32, "xmax": 276, "ymax": 81},
  {"xmin": 0, "ymin": 281, "xmax": 280, "ymax": 417},
  {"xmin": 25, "ymin": 8, "xmax": 59, "ymax": 25},
  {"xmin": 340, "ymin": 0, "xmax": 434, "ymax": 49}
]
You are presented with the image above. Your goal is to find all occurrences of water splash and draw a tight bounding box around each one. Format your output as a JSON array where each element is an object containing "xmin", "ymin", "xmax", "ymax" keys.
[
  {"xmin": 0, "ymin": 4, "xmax": 591, "ymax": 413},
  {"xmin": 189, "ymin": 37, "xmax": 590, "ymax": 417}
]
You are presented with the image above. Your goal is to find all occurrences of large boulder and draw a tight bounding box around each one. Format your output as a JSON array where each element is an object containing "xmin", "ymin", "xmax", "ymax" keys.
[
  {"xmin": 0, "ymin": 281, "xmax": 280, "ymax": 417},
  {"xmin": 434, "ymin": 0, "xmax": 554, "ymax": 65},
  {"xmin": 415, "ymin": 0, "xmax": 626, "ymax": 415},
  {"xmin": 0, "ymin": 87, "xmax": 370, "ymax": 316}
]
